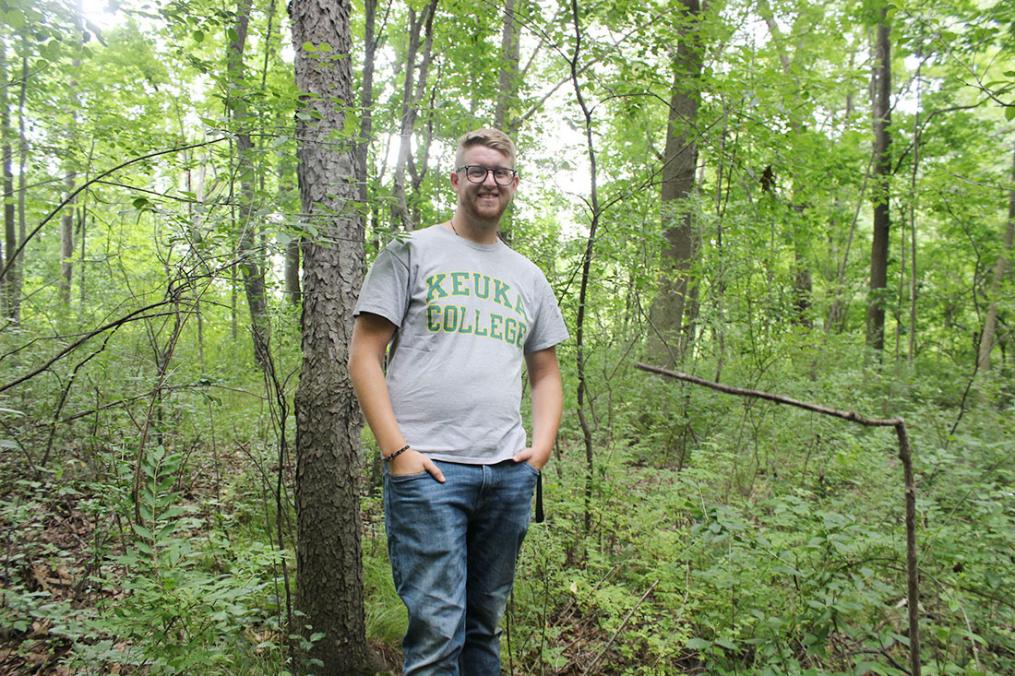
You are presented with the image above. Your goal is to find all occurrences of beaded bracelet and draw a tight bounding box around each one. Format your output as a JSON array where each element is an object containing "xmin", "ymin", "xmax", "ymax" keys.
[{"xmin": 384, "ymin": 444, "xmax": 411, "ymax": 462}]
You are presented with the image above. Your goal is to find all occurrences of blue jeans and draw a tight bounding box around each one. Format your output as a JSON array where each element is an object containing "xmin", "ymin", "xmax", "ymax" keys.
[{"xmin": 384, "ymin": 459, "xmax": 539, "ymax": 675}]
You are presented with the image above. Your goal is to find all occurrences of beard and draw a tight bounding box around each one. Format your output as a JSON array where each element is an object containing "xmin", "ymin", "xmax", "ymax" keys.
[{"xmin": 460, "ymin": 186, "xmax": 511, "ymax": 227}]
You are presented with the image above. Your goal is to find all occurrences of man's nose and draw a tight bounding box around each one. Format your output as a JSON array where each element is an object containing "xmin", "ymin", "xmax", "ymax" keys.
[{"xmin": 482, "ymin": 169, "xmax": 498, "ymax": 187}]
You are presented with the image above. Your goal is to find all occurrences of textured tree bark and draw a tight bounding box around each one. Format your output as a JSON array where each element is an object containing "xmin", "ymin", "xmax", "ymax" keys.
[
  {"xmin": 977, "ymin": 143, "xmax": 1015, "ymax": 371},
  {"xmin": 227, "ymin": 0, "xmax": 271, "ymax": 367},
  {"xmin": 647, "ymin": 0, "xmax": 702, "ymax": 366},
  {"xmin": 290, "ymin": 0, "xmax": 374, "ymax": 671},
  {"xmin": 867, "ymin": 13, "xmax": 892, "ymax": 353}
]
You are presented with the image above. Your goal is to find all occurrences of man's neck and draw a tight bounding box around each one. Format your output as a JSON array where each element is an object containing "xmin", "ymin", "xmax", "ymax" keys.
[{"xmin": 449, "ymin": 213, "xmax": 500, "ymax": 245}]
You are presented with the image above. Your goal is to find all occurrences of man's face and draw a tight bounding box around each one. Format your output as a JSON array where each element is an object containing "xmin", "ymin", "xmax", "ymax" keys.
[{"xmin": 451, "ymin": 145, "xmax": 519, "ymax": 226}]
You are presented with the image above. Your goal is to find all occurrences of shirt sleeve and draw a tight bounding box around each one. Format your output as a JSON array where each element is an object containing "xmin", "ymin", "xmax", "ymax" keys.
[
  {"xmin": 524, "ymin": 273, "xmax": 570, "ymax": 353},
  {"xmin": 353, "ymin": 238, "xmax": 412, "ymax": 328}
]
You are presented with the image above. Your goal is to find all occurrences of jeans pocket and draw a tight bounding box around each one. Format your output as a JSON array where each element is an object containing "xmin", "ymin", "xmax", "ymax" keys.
[
  {"xmin": 387, "ymin": 469, "xmax": 429, "ymax": 483},
  {"xmin": 521, "ymin": 461, "xmax": 541, "ymax": 476}
]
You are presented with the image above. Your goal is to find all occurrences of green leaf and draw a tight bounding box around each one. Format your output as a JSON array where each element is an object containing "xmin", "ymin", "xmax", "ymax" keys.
[
  {"xmin": 192, "ymin": 30, "xmax": 204, "ymax": 43},
  {"xmin": 4, "ymin": 10, "xmax": 25, "ymax": 30},
  {"xmin": 1005, "ymin": 106, "xmax": 1015, "ymax": 121},
  {"xmin": 685, "ymin": 637, "xmax": 711, "ymax": 650}
]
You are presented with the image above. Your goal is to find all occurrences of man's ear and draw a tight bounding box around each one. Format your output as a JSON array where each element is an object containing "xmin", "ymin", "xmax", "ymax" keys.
[{"xmin": 450, "ymin": 170, "xmax": 460, "ymax": 188}]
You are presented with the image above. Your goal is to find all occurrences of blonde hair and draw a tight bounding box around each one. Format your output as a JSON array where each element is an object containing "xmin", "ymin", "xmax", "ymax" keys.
[{"xmin": 455, "ymin": 128, "xmax": 517, "ymax": 168}]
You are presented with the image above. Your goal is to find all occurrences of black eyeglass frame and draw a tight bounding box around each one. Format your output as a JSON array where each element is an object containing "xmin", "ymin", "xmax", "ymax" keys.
[{"xmin": 455, "ymin": 165, "xmax": 518, "ymax": 186}]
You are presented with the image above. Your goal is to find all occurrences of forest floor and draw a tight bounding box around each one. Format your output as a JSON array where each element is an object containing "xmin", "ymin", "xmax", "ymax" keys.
[{"xmin": 1, "ymin": 473, "xmax": 101, "ymax": 673}]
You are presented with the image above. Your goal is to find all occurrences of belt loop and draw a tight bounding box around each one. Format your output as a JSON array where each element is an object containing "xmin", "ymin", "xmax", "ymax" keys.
[{"xmin": 534, "ymin": 473, "xmax": 544, "ymax": 523}]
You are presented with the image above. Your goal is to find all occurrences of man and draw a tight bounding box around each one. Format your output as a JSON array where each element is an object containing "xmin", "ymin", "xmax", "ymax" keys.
[{"xmin": 348, "ymin": 128, "xmax": 568, "ymax": 674}]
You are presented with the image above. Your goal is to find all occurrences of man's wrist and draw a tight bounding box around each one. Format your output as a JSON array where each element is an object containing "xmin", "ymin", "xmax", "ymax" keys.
[
  {"xmin": 384, "ymin": 444, "xmax": 411, "ymax": 462},
  {"xmin": 530, "ymin": 443, "xmax": 553, "ymax": 458}
]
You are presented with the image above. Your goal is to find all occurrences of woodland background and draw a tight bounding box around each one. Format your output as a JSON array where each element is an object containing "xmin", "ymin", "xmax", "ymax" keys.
[{"xmin": 0, "ymin": 0, "xmax": 1013, "ymax": 672}]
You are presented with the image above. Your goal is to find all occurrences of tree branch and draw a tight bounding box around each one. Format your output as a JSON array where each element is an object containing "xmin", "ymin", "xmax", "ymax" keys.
[
  {"xmin": 0, "ymin": 136, "xmax": 229, "ymax": 283},
  {"xmin": 634, "ymin": 363, "xmax": 922, "ymax": 676}
]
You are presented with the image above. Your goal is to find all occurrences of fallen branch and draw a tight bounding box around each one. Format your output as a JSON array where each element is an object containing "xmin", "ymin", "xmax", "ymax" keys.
[
  {"xmin": 581, "ymin": 579, "xmax": 659, "ymax": 676},
  {"xmin": 634, "ymin": 362, "xmax": 921, "ymax": 676}
]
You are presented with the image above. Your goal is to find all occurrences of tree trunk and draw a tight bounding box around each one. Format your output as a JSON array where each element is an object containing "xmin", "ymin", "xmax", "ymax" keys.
[
  {"xmin": 494, "ymin": 0, "xmax": 522, "ymax": 242},
  {"xmin": 227, "ymin": 0, "xmax": 271, "ymax": 367},
  {"xmin": 283, "ymin": 173, "xmax": 301, "ymax": 306},
  {"xmin": 355, "ymin": 0, "xmax": 378, "ymax": 212},
  {"xmin": 79, "ymin": 141, "xmax": 95, "ymax": 310},
  {"xmin": 59, "ymin": 7, "xmax": 85, "ymax": 308},
  {"xmin": 1, "ymin": 37, "xmax": 14, "ymax": 319},
  {"xmin": 908, "ymin": 54, "xmax": 922, "ymax": 363},
  {"xmin": 12, "ymin": 32, "xmax": 26, "ymax": 324},
  {"xmin": 866, "ymin": 12, "xmax": 892, "ymax": 353},
  {"xmin": 60, "ymin": 176, "xmax": 75, "ymax": 306},
  {"xmin": 277, "ymin": 112, "xmax": 301, "ymax": 306},
  {"xmin": 290, "ymin": 0, "xmax": 374, "ymax": 671},
  {"xmin": 494, "ymin": 0, "xmax": 521, "ymax": 132},
  {"xmin": 758, "ymin": 0, "xmax": 812, "ymax": 326},
  {"xmin": 391, "ymin": 0, "xmax": 437, "ymax": 231},
  {"xmin": 569, "ymin": 0, "xmax": 601, "ymax": 542},
  {"xmin": 188, "ymin": 159, "xmax": 207, "ymax": 367},
  {"xmin": 977, "ymin": 143, "xmax": 1015, "ymax": 371},
  {"xmin": 407, "ymin": 73, "xmax": 438, "ymax": 229},
  {"xmin": 647, "ymin": 0, "xmax": 702, "ymax": 366}
]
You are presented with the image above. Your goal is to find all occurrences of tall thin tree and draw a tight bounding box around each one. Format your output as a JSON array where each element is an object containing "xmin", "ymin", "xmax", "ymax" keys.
[
  {"xmin": 60, "ymin": 15, "xmax": 84, "ymax": 308},
  {"xmin": 1, "ymin": 36, "xmax": 14, "ymax": 319},
  {"xmin": 390, "ymin": 0, "xmax": 437, "ymax": 231},
  {"xmin": 226, "ymin": 0, "xmax": 271, "ymax": 366},
  {"xmin": 494, "ymin": 0, "xmax": 522, "ymax": 132},
  {"xmin": 758, "ymin": 0, "xmax": 813, "ymax": 326},
  {"xmin": 354, "ymin": 0, "xmax": 379, "ymax": 225},
  {"xmin": 11, "ymin": 32, "xmax": 27, "ymax": 324},
  {"xmin": 866, "ymin": 8, "xmax": 892, "ymax": 353},
  {"xmin": 977, "ymin": 143, "xmax": 1015, "ymax": 371},
  {"xmin": 647, "ymin": 0, "xmax": 703, "ymax": 366}
]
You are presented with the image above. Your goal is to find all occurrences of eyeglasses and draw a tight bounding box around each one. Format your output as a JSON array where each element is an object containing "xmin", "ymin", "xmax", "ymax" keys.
[{"xmin": 456, "ymin": 165, "xmax": 517, "ymax": 186}]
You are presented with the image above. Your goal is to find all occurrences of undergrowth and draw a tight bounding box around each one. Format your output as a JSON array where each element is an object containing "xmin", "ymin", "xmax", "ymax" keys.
[{"xmin": 1, "ymin": 335, "xmax": 1012, "ymax": 674}]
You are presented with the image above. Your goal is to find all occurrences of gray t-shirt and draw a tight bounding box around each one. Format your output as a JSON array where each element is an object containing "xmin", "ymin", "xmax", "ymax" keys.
[{"xmin": 354, "ymin": 225, "xmax": 569, "ymax": 464}]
